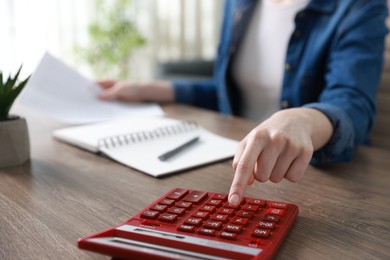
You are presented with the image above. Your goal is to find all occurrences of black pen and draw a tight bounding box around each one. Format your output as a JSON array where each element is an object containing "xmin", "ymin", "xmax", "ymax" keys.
[{"xmin": 158, "ymin": 136, "xmax": 200, "ymax": 161}]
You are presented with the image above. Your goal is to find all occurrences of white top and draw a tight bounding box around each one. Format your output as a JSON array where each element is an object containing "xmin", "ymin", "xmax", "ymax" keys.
[{"xmin": 232, "ymin": 0, "xmax": 309, "ymax": 121}]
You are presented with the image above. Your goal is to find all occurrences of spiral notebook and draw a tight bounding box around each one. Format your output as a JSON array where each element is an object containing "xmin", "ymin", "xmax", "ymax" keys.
[{"xmin": 53, "ymin": 117, "xmax": 239, "ymax": 177}]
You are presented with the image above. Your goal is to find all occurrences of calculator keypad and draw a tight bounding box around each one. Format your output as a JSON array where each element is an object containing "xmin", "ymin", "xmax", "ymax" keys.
[
  {"xmin": 138, "ymin": 188, "xmax": 295, "ymax": 242},
  {"xmin": 79, "ymin": 188, "xmax": 298, "ymax": 260}
]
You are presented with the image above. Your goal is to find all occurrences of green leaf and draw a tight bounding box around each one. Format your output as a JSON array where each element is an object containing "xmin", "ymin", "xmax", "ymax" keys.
[
  {"xmin": 0, "ymin": 71, "xmax": 4, "ymax": 96},
  {"xmin": 0, "ymin": 66, "xmax": 30, "ymax": 120},
  {"xmin": 4, "ymin": 65, "xmax": 22, "ymax": 93}
]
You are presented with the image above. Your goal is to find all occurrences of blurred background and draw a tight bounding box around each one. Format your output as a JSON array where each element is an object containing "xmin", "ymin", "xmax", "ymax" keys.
[{"xmin": 0, "ymin": 0, "xmax": 223, "ymax": 80}]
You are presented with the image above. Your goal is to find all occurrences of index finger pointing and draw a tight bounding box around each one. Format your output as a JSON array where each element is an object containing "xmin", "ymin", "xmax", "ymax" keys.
[{"xmin": 228, "ymin": 138, "xmax": 263, "ymax": 205}]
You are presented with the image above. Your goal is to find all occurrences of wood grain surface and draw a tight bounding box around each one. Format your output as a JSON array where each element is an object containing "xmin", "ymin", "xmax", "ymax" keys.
[{"xmin": 0, "ymin": 104, "xmax": 389, "ymax": 260}]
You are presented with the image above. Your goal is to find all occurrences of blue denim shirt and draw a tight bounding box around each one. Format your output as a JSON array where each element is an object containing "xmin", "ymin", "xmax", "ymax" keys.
[{"xmin": 173, "ymin": 0, "xmax": 388, "ymax": 165}]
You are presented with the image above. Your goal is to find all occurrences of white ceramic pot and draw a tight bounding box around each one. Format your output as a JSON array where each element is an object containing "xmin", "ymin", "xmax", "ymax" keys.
[{"xmin": 0, "ymin": 116, "xmax": 30, "ymax": 168}]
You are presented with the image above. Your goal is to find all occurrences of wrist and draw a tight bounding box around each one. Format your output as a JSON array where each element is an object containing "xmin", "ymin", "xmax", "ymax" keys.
[
  {"xmin": 289, "ymin": 108, "xmax": 333, "ymax": 150},
  {"xmin": 272, "ymin": 108, "xmax": 333, "ymax": 150},
  {"xmin": 140, "ymin": 81, "xmax": 174, "ymax": 103}
]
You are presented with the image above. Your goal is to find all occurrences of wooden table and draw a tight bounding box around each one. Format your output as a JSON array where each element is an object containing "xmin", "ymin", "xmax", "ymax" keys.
[{"xmin": 1, "ymin": 104, "xmax": 389, "ymax": 259}]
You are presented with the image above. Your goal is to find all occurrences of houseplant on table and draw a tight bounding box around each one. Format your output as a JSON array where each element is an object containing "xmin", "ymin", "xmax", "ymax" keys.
[{"xmin": 0, "ymin": 66, "xmax": 31, "ymax": 168}]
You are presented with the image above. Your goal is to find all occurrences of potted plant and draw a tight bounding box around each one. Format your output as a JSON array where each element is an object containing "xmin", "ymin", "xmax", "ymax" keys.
[
  {"xmin": 0, "ymin": 66, "xmax": 31, "ymax": 168},
  {"xmin": 75, "ymin": 0, "xmax": 146, "ymax": 79}
]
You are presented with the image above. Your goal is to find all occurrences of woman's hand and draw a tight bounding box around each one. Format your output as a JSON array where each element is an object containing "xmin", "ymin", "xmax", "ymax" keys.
[
  {"xmin": 96, "ymin": 80, "xmax": 175, "ymax": 103},
  {"xmin": 228, "ymin": 108, "xmax": 333, "ymax": 205}
]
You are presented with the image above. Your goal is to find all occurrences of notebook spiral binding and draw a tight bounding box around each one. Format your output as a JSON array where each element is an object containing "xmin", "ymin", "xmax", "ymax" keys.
[{"xmin": 97, "ymin": 121, "xmax": 199, "ymax": 150}]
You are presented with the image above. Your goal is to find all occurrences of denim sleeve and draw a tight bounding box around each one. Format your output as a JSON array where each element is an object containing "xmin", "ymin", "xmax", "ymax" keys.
[
  {"xmin": 307, "ymin": 1, "xmax": 387, "ymax": 165},
  {"xmin": 172, "ymin": 79, "xmax": 219, "ymax": 111}
]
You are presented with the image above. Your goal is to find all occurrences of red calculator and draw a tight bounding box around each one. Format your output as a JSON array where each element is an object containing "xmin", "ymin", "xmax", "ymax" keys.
[{"xmin": 78, "ymin": 188, "xmax": 298, "ymax": 259}]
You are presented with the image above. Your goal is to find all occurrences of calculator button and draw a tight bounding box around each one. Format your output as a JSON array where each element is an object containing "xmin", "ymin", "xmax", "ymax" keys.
[
  {"xmin": 205, "ymin": 199, "xmax": 223, "ymax": 207},
  {"xmin": 212, "ymin": 194, "xmax": 227, "ymax": 201},
  {"xmin": 166, "ymin": 188, "xmax": 189, "ymax": 200},
  {"xmin": 150, "ymin": 204, "xmax": 167, "ymax": 212},
  {"xmin": 178, "ymin": 225, "xmax": 195, "ymax": 233},
  {"xmin": 241, "ymin": 204, "xmax": 259, "ymax": 212},
  {"xmin": 223, "ymin": 202, "xmax": 241, "ymax": 209},
  {"xmin": 266, "ymin": 208, "xmax": 285, "ymax": 216},
  {"xmin": 263, "ymin": 215, "xmax": 280, "ymax": 223},
  {"xmin": 269, "ymin": 202, "xmax": 288, "ymax": 209},
  {"xmin": 247, "ymin": 199, "xmax": 266, "ymax": 207},
  {"xmin": 175, "ymin": 201, "xmax": 192, "ymax": 209},
  {"xmin": 217, "ymin": 208, "xmax": 235, "ymax": 216},
  {"xmin": 192, "ymin": 211, "xmax": 209, "ymax": 219},
  {"xmin": 198, "ymin": 228, "xmax": 215, "ymax": 237},
  {"xmin": 210, "ymin": 214, "xmax": 229, "ymax": 222},
  {"xmin": 236, "ymin": 210, "xmax": 254, "ymax": 219},
  {"xmin": 167, "ymin": 207, "xmax": 186, "ymax": 216},
  {"xmin": 141, "ymin": 210, "xmax": 159, "ymax": 220},
  {"xmin": 199, "ymin": 205, "xmax": 216, "ymax": 212},
  {"xmin": 257, "ymin": 221, "xmax": 275, "ymax": 230},
  {"xmin": 220, "ymin": 231, "xmax": 237, "ymax": 240},
  {"xmin": 183, "ymin": 191, "xmax": 208, "ymax": 204},
  {"xmin": 183, "ymin": 217, "xmax": 203, "ymax": 226},
  {"xmin": 203, "ymin": 220, "xmax": 223, "ymax": 230},
  {"xmin": 159, "ymin": 199, "xmax": 175, "ymax": 206},
  {"xmin": 230, "ymin": 216, "xmax": 249, "ymax": 226},
  {"xmin": 140, "ymin": 219, "xmax": 161, "ymax": 227},
  {"xmin": 252, "ymin": 229, "xmax": 270, "ymax": 239},
  {"xmin": 158, "ymin": 213, "xmax": 178, "ymax": 223},
  {"xmin": 224, "ymin": 224, "xmax": 243, "ymax": 233}
]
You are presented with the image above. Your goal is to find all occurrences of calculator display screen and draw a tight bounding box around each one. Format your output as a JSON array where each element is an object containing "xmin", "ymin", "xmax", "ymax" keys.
[
  {"xmin": 117, "ymin": 225, "xmax": 262, "ymax": 256},
  {"xmin": 87, "ymin": 236, "xmax": 230, "ymax": 260}
]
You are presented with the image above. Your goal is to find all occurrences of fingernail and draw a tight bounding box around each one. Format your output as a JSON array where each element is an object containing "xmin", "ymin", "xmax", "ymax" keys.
[{"xmin": 229, "ymin": 193, "xmax": 240, "ymax": 205}]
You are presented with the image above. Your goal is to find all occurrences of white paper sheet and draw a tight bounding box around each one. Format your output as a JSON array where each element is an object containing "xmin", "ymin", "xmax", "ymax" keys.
[{"xmin": 17, "ymin": 52, "xmax": 164, "ymax": 124}]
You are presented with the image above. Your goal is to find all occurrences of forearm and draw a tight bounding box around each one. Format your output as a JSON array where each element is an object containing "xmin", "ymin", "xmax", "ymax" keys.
[{"xmin": 139, "ymin": 81, "xmax": 174, "ymax": 103}]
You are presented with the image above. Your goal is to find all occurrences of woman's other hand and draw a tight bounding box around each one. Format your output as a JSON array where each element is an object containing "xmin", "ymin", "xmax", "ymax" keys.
[{"xmin": 97, "ymin": 80, "xmax": 174, "ymax": 103}]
